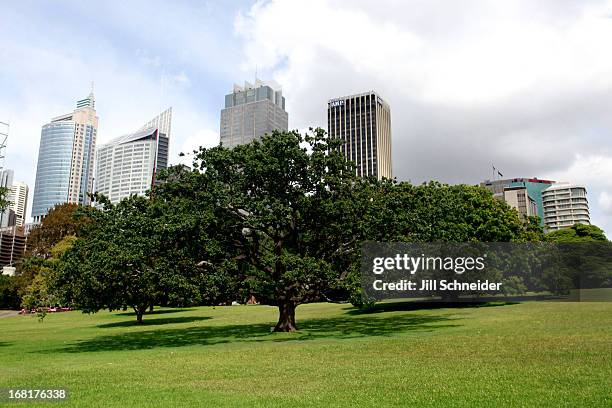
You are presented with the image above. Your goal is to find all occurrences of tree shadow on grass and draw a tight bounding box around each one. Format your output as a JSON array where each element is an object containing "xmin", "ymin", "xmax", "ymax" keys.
[
  {"xmin": 97, "ymin": 316, "xmax": 212, "ymax": 328},
  {"xmin": 113, "ymin": 308, "xmax": 196, "ymax": 317},
  {"xmin": 347, "ymin": 300, "xmax": 519, "ymax": 315},
  {"xmin": 49, "ymin": 313, "xmax": 460, "ymax": 354}
]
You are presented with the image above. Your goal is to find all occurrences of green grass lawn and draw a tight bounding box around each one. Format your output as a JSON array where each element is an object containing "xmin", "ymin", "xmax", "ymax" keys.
[{"xmin": 0, "ymin": 301, "xmax": 611, "ymax": 407}]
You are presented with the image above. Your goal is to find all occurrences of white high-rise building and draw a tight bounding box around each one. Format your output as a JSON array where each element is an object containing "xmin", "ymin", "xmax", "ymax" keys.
[
  {"xmin": 94, "ymin": 108, "xmax": 171, "ymax": 204},
  {"xmin": 542, "ymin": 183, "xmax": 590, "ymax": 231},
  {"xmin": 9, "ymin": 182, "xmax": 28, "ymax": 227},
  {"xmin": 220, "ymin": 80, "xmax": 288, "ymax": 148}
]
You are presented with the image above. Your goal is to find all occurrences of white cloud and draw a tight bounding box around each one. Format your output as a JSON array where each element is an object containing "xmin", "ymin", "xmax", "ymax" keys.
[
  {"xmin": 176, "ymin": 129, "xmax": 220, "ymax": 167},
  {"xmin": 598, "ymin": 192, "xmax": 612, "ymax": 215},
  {"xmin": 235, "ymin": 0, "xmax": 612, "ymax": 236},
  {"xmin": 544, "ymin": 154, "xmax": 612, "ymax": 189}
]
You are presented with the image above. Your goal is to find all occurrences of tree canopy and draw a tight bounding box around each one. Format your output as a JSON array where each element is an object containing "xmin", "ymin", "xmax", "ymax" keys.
[
  {"xmin": 45, "ymin": 128, "xmax": 543, "ymax": 329},
  {"xmin": 156, "ymin": 129, "xmax": 538, "ymax": 330},
  {"xmin": 157, "ymin": 128, "xmax": 363, "ymax": 331},
  {"xmin": 57, "ymin": 195, "xmax": 203, "ymax": 323},
  {"xmin": 545, "ymin": 223, "xmax": 608, "ymax": 243},
  {"xmin": 26, "ymin": 203, "xmax": 91, "ymax": 259}
]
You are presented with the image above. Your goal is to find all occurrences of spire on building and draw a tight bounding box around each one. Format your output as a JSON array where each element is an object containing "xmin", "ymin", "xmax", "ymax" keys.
[{"xmin": 76, "ymin": 84, "xmax": 95, "ymax": 109}]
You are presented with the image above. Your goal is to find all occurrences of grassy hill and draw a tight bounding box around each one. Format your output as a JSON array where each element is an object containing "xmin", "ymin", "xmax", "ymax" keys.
[{"xmin": 0, "ymin": 302, "xmax": 611, "ymax": 407}]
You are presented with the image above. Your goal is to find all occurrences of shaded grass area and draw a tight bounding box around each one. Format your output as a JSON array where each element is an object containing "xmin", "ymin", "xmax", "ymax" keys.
[
  {"xmin": 96, "ymin": 315, "xmax": 211, "ymax": 329},
  {"xmin": 60, "ymin": 313, "xmax": 458, "ymax": 352},
  {"xmin": 0, "ymin": 302, "xmax": 611, "ymax": 407}
]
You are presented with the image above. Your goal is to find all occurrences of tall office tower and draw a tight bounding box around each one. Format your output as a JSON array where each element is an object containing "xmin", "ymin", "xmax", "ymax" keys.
[
  {"xmin": 0, "ymin": 169, "xmax": 15, "ymax": 228},
  {"xmin": 480, "ymin": 178, "xmax": 555, "ymax": 226},
  {"xmin": 220, "ymin": 79, "xmax": 288, "ymax": 148},
  {"xmin": 327, "ymin": 91, "xmax": 392, "ymax": 180},
  {"xmin": 9, "ymin": 182, "xmax": 28, "ymax": 227},
  {"xmin": 542, "ymin": 183, "xmax": 590, "ymax": 231},
  {"xmin": 94, "ymin": 109, "xmax": 171, "ymax": 204},
  {"xmin": 31, "ymin": 91, "xmax": 98, "ymax": 223}
]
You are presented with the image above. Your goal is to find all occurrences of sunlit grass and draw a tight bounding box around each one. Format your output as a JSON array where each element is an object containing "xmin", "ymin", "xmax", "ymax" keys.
[{"xmin": 0, "ymin": 301, "xmax": 611, "ymax": 407}]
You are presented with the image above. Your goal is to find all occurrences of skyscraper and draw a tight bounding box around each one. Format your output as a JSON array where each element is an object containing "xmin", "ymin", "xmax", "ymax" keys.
[
  {"xmin": 220, "ymin": 79, "xmax": 288, "ymax": 148},
  {"xmin": 542, "ymin": 183, "xmax": 590, "ymax": 231},
  {"xmin": 9, "ymin": 182, "xmax": 28, "ymax": 227},
  {"xmin": 0, "ymin": 169, "xmax": 14, "ymax": 228},
  {"xmin": 31, "ymin": 91, "xmax": 98, "ymax": 223},
  {"xmin": 94, "ymin": 108, "xmax": 171, "ymax": 204},
  {"xmin": 327, "ymin": 91, "xmax": 392, "ymax": 180}
]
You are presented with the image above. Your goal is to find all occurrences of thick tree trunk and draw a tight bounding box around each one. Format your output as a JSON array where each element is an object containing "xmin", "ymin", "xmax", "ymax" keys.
[
  {"xmin": 149, "ymin": 305, "xmax": 154, "ymax": 313},
  {"xmin": 134, "ymin": 306, "xmax": 147, "ymax": 324},
  {"xmin": 274, "ymin": 302, "xmax": 297, "ymax": 332}
]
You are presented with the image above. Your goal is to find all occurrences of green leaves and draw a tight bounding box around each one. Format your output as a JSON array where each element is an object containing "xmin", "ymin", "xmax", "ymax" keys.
[
  {"xmin": 52, "ymin": 128, "xmax": 546, "ymax": 327},
  {"xmin": 545, "ymin": 223, "xmax": 608, "ymax": 243},
  {"xmin": 58, "ymin": 195, "xmax": 205, "ymax": 323}
]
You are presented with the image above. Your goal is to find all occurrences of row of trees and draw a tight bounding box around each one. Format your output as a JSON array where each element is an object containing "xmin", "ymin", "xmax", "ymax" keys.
[{"xmin": 1, "ymin": 129, "xmax": 607, "ymax": 330}]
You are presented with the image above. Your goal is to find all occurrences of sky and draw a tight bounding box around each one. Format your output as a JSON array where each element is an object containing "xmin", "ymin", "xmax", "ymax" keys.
[{"xmin": 1, "ymin": 0, "xmax": 612, "ymax": 233}]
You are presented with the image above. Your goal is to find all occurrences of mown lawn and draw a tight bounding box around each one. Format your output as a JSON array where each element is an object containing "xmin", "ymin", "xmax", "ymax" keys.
[{"xmin": 0, "ymin": 301, "xmax": 611, "ymax": 407}]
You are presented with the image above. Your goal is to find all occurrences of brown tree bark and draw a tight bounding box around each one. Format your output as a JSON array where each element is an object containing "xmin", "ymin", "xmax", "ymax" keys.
[
  {"xmin": 135, "ymin": 305, "xmax": 147, "ymax": 324},
  {"xmin": 274, "ymin": 302, "xmax": 297, "ymax": 332}
]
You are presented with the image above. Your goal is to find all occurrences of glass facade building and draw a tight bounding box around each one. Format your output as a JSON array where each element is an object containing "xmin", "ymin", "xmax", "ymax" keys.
[{"xmin": 31, "ymin": 92, "xmax": 98, "ymax": 223}]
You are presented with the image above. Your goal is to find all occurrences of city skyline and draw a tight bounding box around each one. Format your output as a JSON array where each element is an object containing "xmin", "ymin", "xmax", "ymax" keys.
[{"xmin": 1, "ymin": 1, "xmax": 612, "ymax": 234}]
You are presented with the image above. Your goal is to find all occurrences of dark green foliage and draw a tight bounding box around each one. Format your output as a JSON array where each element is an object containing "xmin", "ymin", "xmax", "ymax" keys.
[
  {"xmin": 545, "ymin": 223, "xmax": 608, "ymax": 242},
  {"xmin": 342, "ymin": 181, "xmax": 544, "ymax": 305},
  {"xmin": 0, "ymin": 275, "xmax": 23, "ymax": 309},
  {"xmin": 58, "ymin": 195, "xmax": 203, "ymax": 323},
  {"xmin": 157, "ymin": 128, "xmax": 362, "ymax": 331},
  {"xmin": 52, "ymin": 128, "xmax": 543, "ymax": 328},
  {"xmin": 158, "ymin": 129, "xmax": 539, "ymax": 328}
]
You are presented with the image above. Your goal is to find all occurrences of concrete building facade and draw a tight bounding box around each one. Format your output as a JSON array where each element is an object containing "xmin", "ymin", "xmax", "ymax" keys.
[
  {"xmin": 220, "ymin": 80, "xmax": 288, "ymax": 148},
  {"xmin": 327, "ymin": 91, "xmax": 392, "ymax": 180},
  {"xmin": 94, "ymin": 109, "xmax": 171, "ymax": 204},
  {"xmin": 9, "ymin": 181, "xmax": 28, "ymax": 227},
  {"xmin": 503, "ymin": 186, "xmax": 538, "ymax": 218},
  {"xmin": 542, "ymin": 183, "xmax": 590, "ymax": 231},
  {"xmin": 481, "ymin": 178, "xmax": 555, "ymax": 225}
]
